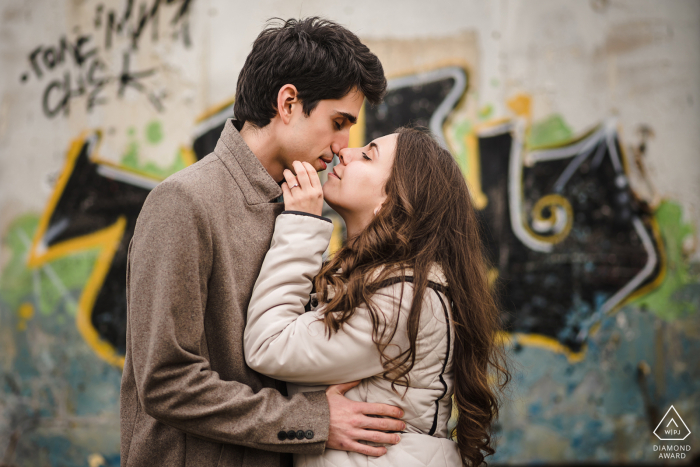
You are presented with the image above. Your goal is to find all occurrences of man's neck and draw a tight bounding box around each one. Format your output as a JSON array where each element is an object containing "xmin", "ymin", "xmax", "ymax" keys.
[{"xmin": 238, "ymin": 121, "xmax": 285, "ymax": 183}]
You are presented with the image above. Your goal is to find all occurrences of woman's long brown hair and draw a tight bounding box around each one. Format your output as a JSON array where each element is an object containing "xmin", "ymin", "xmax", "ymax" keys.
[{"xmin": 315, "ymin": 127, "xmax": 512, "ymax": 466}]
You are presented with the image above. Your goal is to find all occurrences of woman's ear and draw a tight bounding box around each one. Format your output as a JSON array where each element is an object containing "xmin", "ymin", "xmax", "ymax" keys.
[
  {"xmin": 276, "ymin": 84, "xmax": 299, "ymax": 125},
  {"xmin": 373, "ymin": 205, "xmax": 381, "ymax": 216}
]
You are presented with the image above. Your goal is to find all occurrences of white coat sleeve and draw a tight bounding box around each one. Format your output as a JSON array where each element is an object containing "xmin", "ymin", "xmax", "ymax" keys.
[{"xmin": 244, "ymin": 212, "xmax": 401, "ymax": 385}]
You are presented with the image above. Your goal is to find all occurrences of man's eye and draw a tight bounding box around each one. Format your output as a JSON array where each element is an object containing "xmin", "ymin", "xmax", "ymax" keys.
[
  {"xmin": 335, "ymin": 121, "xmax": 342, "ymax": 130},
  {"xmin": 362, "ymin": 152, "xmax": 372, "ymax": 161}
]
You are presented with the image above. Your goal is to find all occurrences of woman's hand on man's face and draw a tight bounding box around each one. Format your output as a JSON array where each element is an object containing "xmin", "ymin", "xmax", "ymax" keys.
[{"xmin": 281, "ymin": 161, "xmax": 324, "ymax": 216}]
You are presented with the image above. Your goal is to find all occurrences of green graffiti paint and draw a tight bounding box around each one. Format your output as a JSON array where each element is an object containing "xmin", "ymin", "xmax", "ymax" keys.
[
  {"xmin": 478, "ymin": 104, "xmax": 494, "ymax": 120},
  {"xmin": 119, "ymin": 122, "xmax": 188, "ymax": 180},
  {"xmin": 451, "ymin": 119, "xmax": 472, "ymax": 175},
  {"xmin": 633, "ymin": 201, "xmax": 699, "ymax": 320},
  {"xmin": 145, "ymin": 120, "xmax": 164, "ymax": 145},
  {"xmin": 0, "ymin": 215, "xmax": 99, "ymax": 316},
  {"xmin": 120, "ymin": 148, "xmax": 189, "ymax": 180},
  {"xmin": 527, "ymin": 114, "xmax": 574, "ymax": 149}
]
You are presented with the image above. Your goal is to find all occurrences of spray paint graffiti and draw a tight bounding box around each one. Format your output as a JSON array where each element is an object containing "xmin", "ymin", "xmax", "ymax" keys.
[
  {"xmin": 27, "ymin": 133, "xmax": 158, "ymax": 366},
  {"xmin": 19, "ymin": 0, "xmax": 195, "ymax": 117},
  {"xmin": 474, "ymin": 119, "xmax": 663, "ymax": 359},
  {"xmin": 359, "ymin": 66, "xmax": 665, "ymax": 360}
]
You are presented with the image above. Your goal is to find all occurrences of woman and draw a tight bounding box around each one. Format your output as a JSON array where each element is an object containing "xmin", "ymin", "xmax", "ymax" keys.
[{"xmin": 244, "ymin": 127, "xmax": 511, "ymax": 466}]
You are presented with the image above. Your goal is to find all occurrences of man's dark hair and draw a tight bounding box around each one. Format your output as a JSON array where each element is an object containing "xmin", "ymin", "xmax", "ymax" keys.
[{"xmin": 234, "ymin": 17, "xmax": 386, "ymax": 128}]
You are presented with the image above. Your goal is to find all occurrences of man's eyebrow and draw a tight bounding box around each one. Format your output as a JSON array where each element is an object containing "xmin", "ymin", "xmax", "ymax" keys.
[
  {"xmin": 334, "ymin": 111, "xmax": 357, "ymax": 125},
  {"xmin": 369, "ymin": 142, "xmax": 380, "ymax": 159}
]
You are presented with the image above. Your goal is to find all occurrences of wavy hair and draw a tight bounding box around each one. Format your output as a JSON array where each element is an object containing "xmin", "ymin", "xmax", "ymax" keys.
[{"xmin": 314, "ymin": 127, "xmax": 512, "ymax": 466}]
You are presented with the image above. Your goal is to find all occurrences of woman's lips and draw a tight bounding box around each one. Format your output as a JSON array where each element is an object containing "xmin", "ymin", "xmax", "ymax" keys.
[{"xmin": 329, "ymin": 169, "xmax": 340, "ymax": 179}]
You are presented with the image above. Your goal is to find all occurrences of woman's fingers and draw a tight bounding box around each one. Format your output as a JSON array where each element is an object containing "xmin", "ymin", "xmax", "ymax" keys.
[
  {"xmin": 292, "ymin": 160, "xmax": 312, "ymax": 190},
  {"xmin": 302, "ymin": 161, "xmax": 322, "ymax": 189},
  {"xmin": 280, "ymin": 182, "xmax": 292, "ymax": 208},
  {"xmin": 283, "ymin": 169, "xmax": 299, "ymax": 193},
  {"xmin": 282, "ymin": 162, "xmax": 323, "ymax": 216}
]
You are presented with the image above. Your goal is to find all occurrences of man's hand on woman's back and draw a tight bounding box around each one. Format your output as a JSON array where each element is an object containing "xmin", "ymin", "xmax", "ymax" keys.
[{"xmin": 325, "ymin": 381, "xmax": 405, "ymax": 456}]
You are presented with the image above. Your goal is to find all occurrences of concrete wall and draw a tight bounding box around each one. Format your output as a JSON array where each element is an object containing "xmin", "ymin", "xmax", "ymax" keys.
[{"xmin": 1, "ymin": 0, "xmax": 698, "ymax": 465}]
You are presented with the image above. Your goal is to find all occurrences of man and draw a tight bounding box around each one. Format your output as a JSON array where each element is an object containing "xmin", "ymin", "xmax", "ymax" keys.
[{"xmin": 120, "ymin": 17, "xmax": 406, "ymax": 467}]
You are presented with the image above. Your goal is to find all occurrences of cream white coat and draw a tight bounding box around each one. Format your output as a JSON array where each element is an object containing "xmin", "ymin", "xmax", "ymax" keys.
[{"xmin": 245, "ymin": 212, "xmax": 461, "ymax": 466}]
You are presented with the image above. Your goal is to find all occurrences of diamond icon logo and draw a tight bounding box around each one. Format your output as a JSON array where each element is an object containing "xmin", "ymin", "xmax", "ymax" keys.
[{"xmin": 654, "ymin": 405, "xmax": 691, "ymax": 441}]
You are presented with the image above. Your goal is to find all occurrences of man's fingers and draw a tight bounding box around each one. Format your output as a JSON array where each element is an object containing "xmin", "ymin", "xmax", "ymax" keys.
[
  {"xmin": 358, "ymin": 402, "xmax": 404, "ymax": 420},
  {"xmin": 327, "ymin": 381, "xmax": 361, "ymax": 396},
  {"xmin": 353, "ymin": 428, "xmax": 401, "ymax": 446},
  {"xmin": 292, "ymin": 161, "xmax": 312, "ymax": 189},
  {"xmin": 341, "ymin": 440, "xmax": 388, "ymax": 458},
  {"xmin": 359, "ymin": 415, "xmax": 406, "ymax": 432}
]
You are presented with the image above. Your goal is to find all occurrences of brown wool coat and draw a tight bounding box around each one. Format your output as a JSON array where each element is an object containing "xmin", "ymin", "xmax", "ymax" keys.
[{"xmin": 120, "ymin": 119, "xmax": 330, "ymax": 467}]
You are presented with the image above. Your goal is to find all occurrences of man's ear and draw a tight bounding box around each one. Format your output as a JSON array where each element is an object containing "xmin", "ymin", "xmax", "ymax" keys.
[{"xmin": 277, "ymin": 84, "xmax": 299, "ymax": 125}]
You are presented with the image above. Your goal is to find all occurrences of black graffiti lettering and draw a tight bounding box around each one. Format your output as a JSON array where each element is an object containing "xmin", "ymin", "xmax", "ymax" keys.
[
  {"xmin": 42, "ymin": 72, "xmax": 71, "ymax": 118},
  {"xmin": 42, "ymin": 47, "xmax": 58, "ymax": 69},
  {"xmin": 28, "ymin": 46, "xmax": 44, "ymax": 79},
  {"xmin": 117, "ymin": 0, "xmax": 135, "ymax": 33},
  {"xmin": 41, "ymin": 37, "xmax": 73, "ymax": 70},
  {"xmin": 105, "ymin": 11, "xmax": 116, "ymax": 49},
  {"xmin": 73, "ymin": 35, "xmax": 98, "ymax": 67},
  {"xmin": 94, "ymin": 4, "xmax": 104, "ymax": 29},
  {"xmin": 150, "ymin": 0, "xmax": 160, "ymax": 42},
  {"xmin": 169, "ymin": 0, "xmax": 192, "ymax": 25},
  {"xmin": 87, "ymin": 58, "xmax": 110, "ymax": 111},
  {"xmin": 117, "ymin": 52, "xmax": 162, "ymax": 111},
  {"xmin": 132, "ymin": 0, "xmax": 162, "ymax": 49}
]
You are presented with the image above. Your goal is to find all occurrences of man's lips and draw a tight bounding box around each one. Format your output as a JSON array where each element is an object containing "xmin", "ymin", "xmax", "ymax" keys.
[{"xmin": 319, "ymin": 157, "xmax": 332, "ymax": 170}]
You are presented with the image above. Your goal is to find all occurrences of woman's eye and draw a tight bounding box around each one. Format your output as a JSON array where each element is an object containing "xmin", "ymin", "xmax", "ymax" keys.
[
  {"xmin": 362, "ymin": 152, "xmax": 372, "ymax": 161},
  {"xmin": 335, "ymin": 121, "xmax": 342, "ymax": 130}
]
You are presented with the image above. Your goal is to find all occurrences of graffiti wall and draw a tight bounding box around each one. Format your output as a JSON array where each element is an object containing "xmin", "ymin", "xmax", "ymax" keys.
[{"xmin": 1, "ymin": 0, "xmax": 699, "ymax": 465}]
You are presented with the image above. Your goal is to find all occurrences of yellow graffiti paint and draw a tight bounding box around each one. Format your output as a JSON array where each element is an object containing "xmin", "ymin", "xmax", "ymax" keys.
[
  {"xmin": 526, "ymin": 194, "xmax": 574, "ymax": 245},
  {"xmin": 179, "ymin": 145, "xmax": 198, "ymax": 167},
  {"xmin": 507, "ymin": 94, "xmax": 532, "ymax": 120},
  {"xmin": 27, "ymin": 131, "xmax": 140, "ymax": 369},
  {"xmin": 196, "ymin": 97, "xmax": 235, "ymax": 124},
  {"xmin": 329, "ymin": 216, "xmax": 344, "ymax": 257},
  {"xmin": 17, "ymin": 302, "xmax": 34, "ymax": 331},
  {"xmin": 463, "ymin": 130, "xmax": 489, "ymax": 210},
  {"xmin": 513, "ymin": 332, "xmax": 587, "ymax": 364}
]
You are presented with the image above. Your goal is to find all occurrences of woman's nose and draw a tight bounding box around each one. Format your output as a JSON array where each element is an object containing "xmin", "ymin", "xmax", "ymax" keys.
[{"xmin": 337, "ymin": 147, "xmax": 358, "ymax": 164}]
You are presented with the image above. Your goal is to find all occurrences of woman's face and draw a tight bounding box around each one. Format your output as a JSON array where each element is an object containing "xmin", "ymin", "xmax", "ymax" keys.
[{"xmin": 323, "ymin": 133, "xmax": 397, "ymax": 220}]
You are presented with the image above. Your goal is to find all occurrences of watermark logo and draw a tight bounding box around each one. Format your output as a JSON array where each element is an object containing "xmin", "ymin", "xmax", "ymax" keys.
[{"xmin": 654, "ymin": 405, "xmax": 691, "ymax": 441}]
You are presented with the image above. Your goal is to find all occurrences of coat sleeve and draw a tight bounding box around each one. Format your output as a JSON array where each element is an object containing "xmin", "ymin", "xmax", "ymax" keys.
[
  {"xmin": 244, "ymin": 212, "xmax": 407, "ymax": 385},
  {"xmin": 126, "ymin": 181, "xmax": 329, "ymax": 454}
]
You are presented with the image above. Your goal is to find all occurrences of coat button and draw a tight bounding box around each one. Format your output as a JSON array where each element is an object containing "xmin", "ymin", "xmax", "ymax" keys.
[
  {"xmin": 311, "ymin": 297, "xmax": 319, "ymax": 307},
  {"xmin": 278, "ymin": 431, "xmax": 287, "ymax": 441},
  {"xmin": 296, "ymin": 430, "xmax": 305, "ymax": 440},
  {"xmin": 305, "ymin": 430, "xmax": 314, "ymax": 439},
  {"xmin": 287, "ymin": 430, "xmax": 296, "ymax": 440}
]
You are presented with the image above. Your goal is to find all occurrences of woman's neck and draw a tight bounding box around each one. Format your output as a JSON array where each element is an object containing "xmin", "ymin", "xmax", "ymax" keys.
[{"xmin": 341, "ymin": 211, "xmax": 374, "ymax": 241}]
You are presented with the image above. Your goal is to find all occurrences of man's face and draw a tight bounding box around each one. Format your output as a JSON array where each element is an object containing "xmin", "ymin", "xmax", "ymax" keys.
[{"xmin": 277, "ymin": 88, "xmax": 365, "ymax": 173}]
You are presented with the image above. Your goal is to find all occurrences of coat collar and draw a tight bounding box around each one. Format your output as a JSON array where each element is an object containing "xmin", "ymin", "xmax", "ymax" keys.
[{"xmin": 214, "ymin": 119, "xmax": 282, "ymax": 205}]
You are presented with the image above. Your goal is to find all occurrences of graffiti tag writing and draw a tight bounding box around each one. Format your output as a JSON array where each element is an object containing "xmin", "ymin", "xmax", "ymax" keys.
[{"xmin": 19, "ymin": 0, "xmax": 194, "ymax": 118}]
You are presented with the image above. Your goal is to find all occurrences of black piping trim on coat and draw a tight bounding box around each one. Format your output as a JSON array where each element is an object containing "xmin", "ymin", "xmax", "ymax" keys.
[
  {"xmin": 375, "ymin": 275, "xmax": 451, "ymax": 437},
  {"xmin": 281, "ymin": 210, "xmax": 333, "ymax": 223}
]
